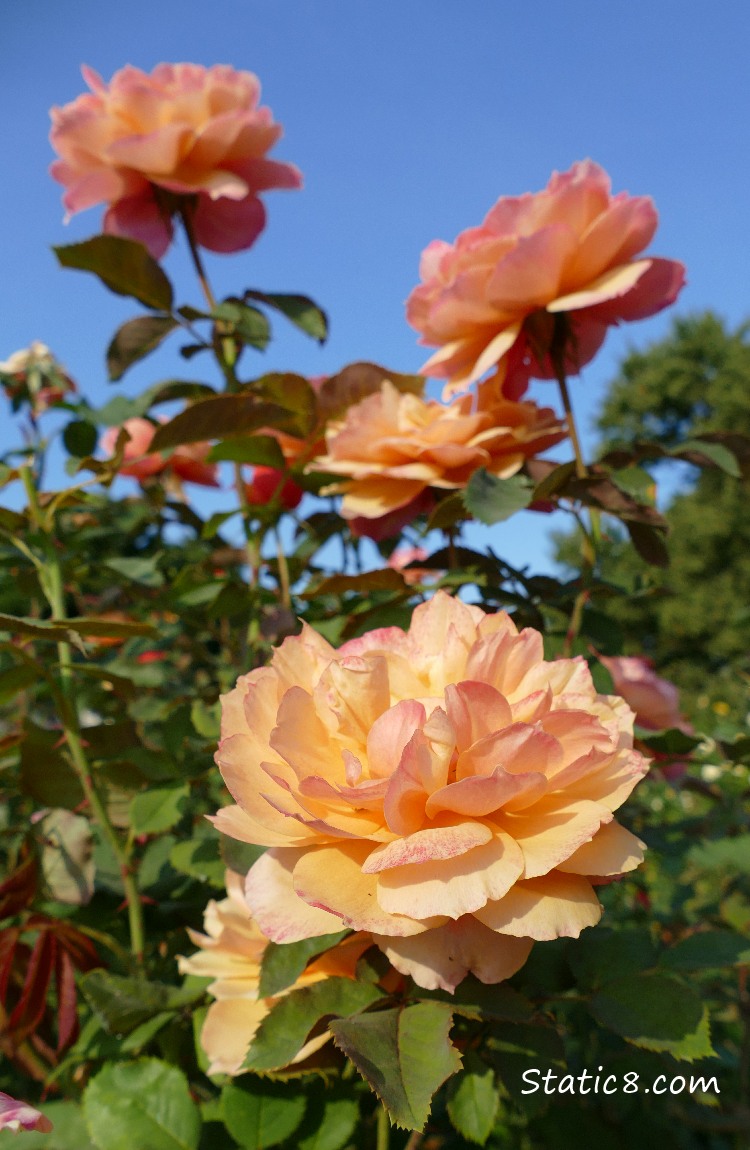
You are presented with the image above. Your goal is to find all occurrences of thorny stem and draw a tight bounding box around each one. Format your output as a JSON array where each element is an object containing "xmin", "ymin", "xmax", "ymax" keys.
[{"xmin": 20, "ymin": 465, "xmax": 145, "ymax": 965}]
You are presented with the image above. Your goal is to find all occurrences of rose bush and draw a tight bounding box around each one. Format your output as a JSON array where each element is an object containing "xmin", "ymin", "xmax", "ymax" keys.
[
  {"xmin": 308, "ymin": 379, "xmax": 566, "ymax": 526},
  {"xmin": 215, "ymin": 592, "xmax": 648, "ymax": 992},
  {"xmin": 50, "ymin": 63, "xmax": 301, "ymax": 258},
  {"xmin": 407, "ymin": 159, "xmax": 686, "ymax": 395}
]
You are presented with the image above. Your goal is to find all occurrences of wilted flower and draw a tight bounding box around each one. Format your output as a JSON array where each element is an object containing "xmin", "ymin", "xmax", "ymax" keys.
[
  {"xmin": 0, "ymin": 1092, "xmax": 53, "ymax": 1134},
  {"xmin": 50, "ymin": 63, "xmax": 301, "ymax": 259},
  {"xmin": 100, "ymin": 417, "xmax": 219, "ymax": 487},
  {"xmin": 215, "ymin": 592, "xmax": 648, "ymax": 992},
  {"xmin": 407, "ymin": 160, "xmax": 685, "ymax": 396},
  {"xmin": 387, "ymin": 546, "xmax": 441, "ymax": 586},
  {"xmin": 307, "ymin": 380, "xmax": 566, "ymax": 526},
  {"xmin": 0, "ymin": 340, "xmax": 76, "ymax": 415},
  {"xmin": 178, "ymin": 871, "xmax": 370, "ymax": 1074}
]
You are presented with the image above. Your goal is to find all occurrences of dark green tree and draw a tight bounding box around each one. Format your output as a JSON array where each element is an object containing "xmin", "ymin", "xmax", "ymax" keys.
[{"xmin": 555, "ymin": 312, "xmax": 750, "ymax": 716}]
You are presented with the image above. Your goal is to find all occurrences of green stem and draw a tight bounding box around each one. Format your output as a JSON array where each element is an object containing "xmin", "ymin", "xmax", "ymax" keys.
[
  {"xmin": 20, "ymin": 466, "xmax": 145, "ymax": 964},
  {"xmin": 376, "ymin": 1105, "xmax": 390, "ymax": 1150},
  {"xmin": 275, "ymin": 527, "xmax": 291, "ymax": 609}
]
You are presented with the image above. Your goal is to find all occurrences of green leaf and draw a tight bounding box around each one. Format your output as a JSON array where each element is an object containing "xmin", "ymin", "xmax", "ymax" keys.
[
  {"xmin": 63, "ymin": 419, "xmax": 98, "ymax": 458},
  {"xmin": 484, "ymin": 1023, "xmax": 565, "ymax": 1115},
  {"xmin": 294, "ymin": 1097, "xmax": 359, "ymax": 1150},
  {"xmin": 54, "ymin": 236, "xmax": 174, "ymax": 311},
  {"xmin": 83, "ymin": 1059, "xmax": 201, "ymax": 1150},
  {"xmin": 80, "ymin": 971, "xmax": 177, "ymax": 1034},
  {"xmin": 259, "ymin": 931, "xmax": 350, "ymax": 997},
  {"xmin": 243, "ymin": 977, "xmax": 383, "ymax": 1071},
  {"xmin": 213, "ymin": 300, "xmax": 271, "ymax": 349},
  {"xmin": 590, "ymin": 973, "xmax": 715, "ymax": 1060},
  {"xmin": 626, "ymin": 520, "xmax": 670, "ymax": 567},
  {"xmin": 150, "ymin": 396, "xmax": 300, "ymax": 451},
  {"xmin": 219, "ymin": 834, "xmax": 266, "ymax": 875},
  {"xmin": 318, "ymin": 362, "xmax": 424, "ymax": 422},
  {"xmin": 463, "ymin": 469, "xmax": 534, "ymax": 524},
  {"xmin": 0, "ymin": 611, "xmax": 87, "ymax": 651},
  {"xmin": 130, "ymin": 782, "xmax": 190, "ymax": 834},
  {"xmin": 422, "ymin": 979, "xmax": 534, "ymax": 1024},
  {"xmin": 254, "ymin": 372, "xmax": 317, "ymax": 438},
  {"xmin": 190, "ymin": 698, "xmax": 221, "ymax": 738},
  {"xmin": 107, "ymin": 315, "xmax": 178, "ymax": 381},
  {"xmin": 672, "ymin": 438, "xmax": 742, "ymax": 477},
  {"xmin": 304, "ymin": 569, "xmax": 406, "ymax": 597},
  {"xmin": 244, "ymin": 291, "xmax": 329, "ymax": 344},
  {"xmin": 568, "ymin": 928, "xmax": 658, "ymax": 990},
  {"xmin": 169, "ymin": 836, "xmax": 225, "ymax": 888},
  {"xmin": 105, "ymin": 555, "xmax": 165, "ymax": 587},
  {"xmin": 0, "ymin": 661, "xmax": 40, "ymax": 701},
  {"xmin": 636, "ymin": 727, "xmax": 702, "ymax": 754},
  {"xmin": 330, "ymin": 1002, "xmax": 461, "ymax": 1131},
  {"xmin": 531, "ymin": 460, "xmax": 578, "ymax": 502},
  {"xmin": 221, "ymin": 1080, "xmax": 306, "ymax": 1150},
  {"xmin": 610, "ymin": 464, "xmax": 657, "ymax": 503},
  {"xmin": 688, "ymin": 834, "xmax": 750, "ymax": 874},
  {"xmin": 426, "ymin": 491, "xmax": 465, "ymax": 532},
  {"xmin": 62, "ymin": 615, "xmax": 158, "ymax": 640},
  {"xmin": 207, "ymin": 435, "xmax": 286, "ymax": 468},
  {"xmin": 660, "ymin": 930, "xmax": 750, "ymax": 971},
  {"xmin": 446, "ymin": 1056, "xmax": 499, "ymax": 1146}
]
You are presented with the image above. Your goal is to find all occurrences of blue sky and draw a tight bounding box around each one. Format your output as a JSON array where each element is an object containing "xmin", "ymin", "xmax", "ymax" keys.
[{"xmin": 2, "ymin": 1, "xmax": 748, "ymax": 573}]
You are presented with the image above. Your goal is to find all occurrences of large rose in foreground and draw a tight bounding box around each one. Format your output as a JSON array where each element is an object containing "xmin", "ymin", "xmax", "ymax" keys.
[
  {"xmin": 214, "ymin": 593, "xmax": 648, "ymax": 992},
  {"xmin": 407, "ymin": 160, "xmax": 685, "ymax": 395},
  {"xmin": 307, "ymin": 379, "xmax": 566, "ymax": 525},
  {"xmin": 178, "ymin": 872, "xmax": 369, "ymax": 1075},
  {"xmin": 50, "ymin": 63, "xmax": 301, "ymax": 258}
]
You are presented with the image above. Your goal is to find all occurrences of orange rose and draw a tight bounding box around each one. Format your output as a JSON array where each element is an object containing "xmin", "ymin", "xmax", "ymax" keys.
[
  {"xmin": 178, "ymin": 871, "xmax": 369, "ymax": 1075},
  {"xmin": 214, "ymin": 592, "xmax": 648, "ymax": 992},
  {"xmin": 407, "ymin": 160, "xmax": 685, "ymax": 396},
  {"xmin": 307, "ymin": 379, "xmax": 566, "ymax": 524},
  {"xmin": 50, "ymin": 64, "xmax": 301, "ymax": 259}
]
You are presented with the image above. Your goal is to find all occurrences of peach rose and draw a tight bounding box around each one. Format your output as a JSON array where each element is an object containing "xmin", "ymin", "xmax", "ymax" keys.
[
  {"xmin": 387, "ymin": 546, "xmax": 441, "ymax": 586},
  {"xmin": 0, "ymin": 1092, "xmax": 52, "ymax": 1134},
  {"xmin": 307, "ymin": 379, "xmax": 566, "ymax": 523},
  {"xmin": 178, "ymin": 871, "xmax": 370, "ymax": 1075},
  {"xmin": 598, "ymin": 655, "xmax": 692, "ymax": 734},
  {"xmin": 214, "ymin": 592, "xmax": 648, "ymax": 992},
  {"xmin": 50, "ymin": 64, "xmax": 301, "ymax": 259},
  {"xmin": 100, "ymin": 416, "xmax": 218, "ymax": 487},
  {"xmin": 407, "ymin": 160, "xmax": 685, "ymax": 396}
]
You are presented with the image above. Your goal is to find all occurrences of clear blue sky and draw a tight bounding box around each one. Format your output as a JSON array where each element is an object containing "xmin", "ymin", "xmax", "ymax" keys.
[{"xmin": 3, "ymin": 1, "xmax": 748, "ymax": 572}]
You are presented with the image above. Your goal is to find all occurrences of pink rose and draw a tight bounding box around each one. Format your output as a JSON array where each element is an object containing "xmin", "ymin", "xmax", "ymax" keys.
[
  {"xmin": 100, "ymin": 416, "xmax": 219, "ymax": 486},
  {"xmin": 50, "ymin": 64, "xmax": 301, "ymax": 259},
  {"xmin": 0, "ymin": 1092, "xmax": 53, "ymax": 1134},
  {"xmin": 598, "ymin": 655, "xmax": 692, "ymax": 733},
  {"xmin": 214, "ymin": 592, "xmax": 648, "ymax": 992},
  {"xmin": 407, "ymin": 160, "xmax": 685, "ymax": 396}
]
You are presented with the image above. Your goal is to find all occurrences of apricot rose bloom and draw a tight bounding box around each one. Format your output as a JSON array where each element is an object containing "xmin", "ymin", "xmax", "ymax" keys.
[
  {"xmin": 215, "ymin": 593, "xmax": 648, "ymax": 992},
  {"xmin": 307, "ymin": 380, "xmax": 566, "ymax": 524},
  {"xmin": 178, "ymin": 871, "xmax": 369, "ymax": 1075},
  {"xmin": 50, "ymin": 64, "xmax": 301, "ymax": 259},
  {"xmin": 407, "ymin": 160, "xmax": 685, "ymax": 396}
]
